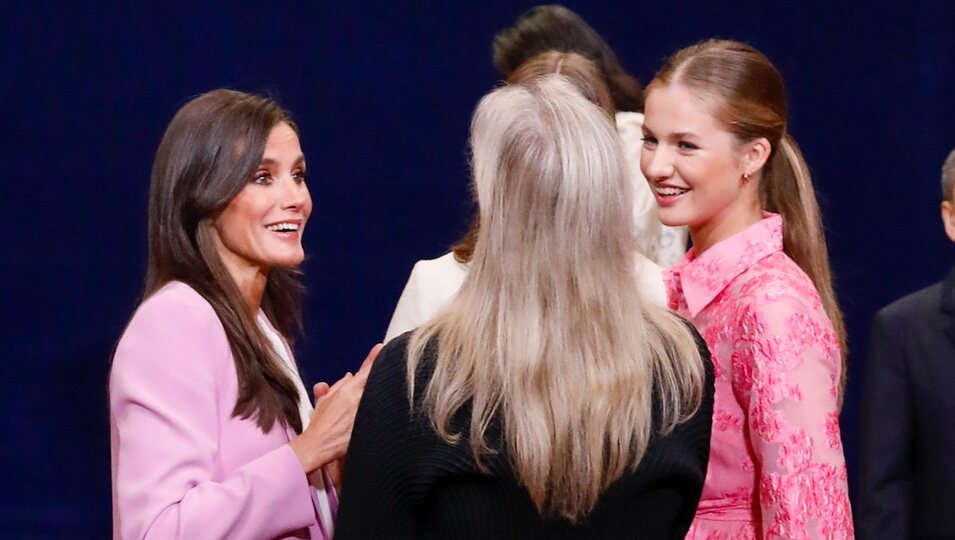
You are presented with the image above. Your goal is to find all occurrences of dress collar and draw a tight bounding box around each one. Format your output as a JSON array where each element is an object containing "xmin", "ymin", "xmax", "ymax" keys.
[{"xmin": 664, "ymin": 212, "xmax": 784, "ymax": 317}]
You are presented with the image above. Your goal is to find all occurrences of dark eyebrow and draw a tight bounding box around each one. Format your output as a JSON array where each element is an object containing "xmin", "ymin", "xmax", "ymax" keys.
[{"xmin": 259, "ymin": 155, "xmax": 306, "ymax": 167}]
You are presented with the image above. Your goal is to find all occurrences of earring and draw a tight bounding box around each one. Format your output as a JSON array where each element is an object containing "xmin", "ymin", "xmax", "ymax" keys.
[{"xmin": 741, "ymin": 172, "xmax": 751, "ymax": 185}]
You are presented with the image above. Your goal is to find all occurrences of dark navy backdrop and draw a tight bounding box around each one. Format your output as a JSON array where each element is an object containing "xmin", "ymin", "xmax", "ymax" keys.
[{"xmin": 2, "ymin": 1, "xmax": 954, "ymax": 536}]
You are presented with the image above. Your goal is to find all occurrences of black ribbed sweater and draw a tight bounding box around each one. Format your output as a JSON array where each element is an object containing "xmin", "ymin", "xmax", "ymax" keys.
[{"xmin": 335, "ymin": 331, "xmax": 714, "ymax": 539}]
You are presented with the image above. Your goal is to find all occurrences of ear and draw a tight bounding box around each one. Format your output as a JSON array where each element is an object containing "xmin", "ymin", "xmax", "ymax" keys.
[
  {"xmin": 740, "ymin": 137, "xmax": 772, "ymax": 178},
  {"xmin": 941, "ymin": 200, "xmax": 955, "ymax": 243}
]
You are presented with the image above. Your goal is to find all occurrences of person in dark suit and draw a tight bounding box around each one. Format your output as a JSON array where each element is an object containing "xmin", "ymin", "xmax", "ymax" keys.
[{"xmin": 856, "ymin": 147, "xmax": 955, "ymax": 539}]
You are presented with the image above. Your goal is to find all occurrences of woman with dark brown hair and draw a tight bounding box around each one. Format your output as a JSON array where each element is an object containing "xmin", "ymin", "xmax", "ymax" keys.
[
  {"xmin": 641, "ymin": 39, "xmax": 852, "ymax": 538},
  {"xmin": 109, "ymin": 89, "xmax": 380, "ymax": 539},
  {"xmin": 491, "ymin": 5, "xmax": 642, "ymax": 113}
]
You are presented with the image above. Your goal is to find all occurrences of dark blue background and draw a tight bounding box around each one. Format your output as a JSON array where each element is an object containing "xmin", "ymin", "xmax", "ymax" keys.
[{"xmin": 2, "ymin": 2, "xmax": 954, "ymax": 536}]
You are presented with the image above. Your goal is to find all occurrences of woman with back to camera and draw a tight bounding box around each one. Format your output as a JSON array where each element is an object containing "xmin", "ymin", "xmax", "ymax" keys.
[
  {"xmin": 640, "ymin": 39, "xmax": 853, "ymax": 537},
  {"xmin": 383, "ymin": 4, "xmax": 688, "ymax": 344},
  {"xmin": 109, "ymin": 89, "xmax": 380, "ymax": 539},
  {"xmin": 475, "ymin": 51, "xmax": 666, "ymax": 307},
  {"xmin": 334, "ymin": 76, "xmax": 714, "ymax": 539}
]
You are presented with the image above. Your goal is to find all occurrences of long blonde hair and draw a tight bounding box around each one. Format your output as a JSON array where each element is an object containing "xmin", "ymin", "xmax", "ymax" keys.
[
  {"xmin": 648, "ymin": 39, "xmax": 847, "ymax": 399},
  {"xmin": 408, "ymin": 76, "xmax": 706, "ymax": 522},
  {"xmin": 453, "ymin": 50, "xmax": 615, "ymax": 263}
]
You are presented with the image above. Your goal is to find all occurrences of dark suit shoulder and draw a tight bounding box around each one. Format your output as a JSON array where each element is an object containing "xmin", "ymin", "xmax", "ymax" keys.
[{"xmin": 876, "ymin": 282, "xmax": 944, "ymax": 325}]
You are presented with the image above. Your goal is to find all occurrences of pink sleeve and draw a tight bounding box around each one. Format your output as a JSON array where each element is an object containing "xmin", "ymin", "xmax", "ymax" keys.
[
  {"xmin": 732, "ymin": 289, "xmax": 854, "ymax": 539},
  {"xmin": 110, "ymin": 290, "xmax": 315, "ymax": 539}
]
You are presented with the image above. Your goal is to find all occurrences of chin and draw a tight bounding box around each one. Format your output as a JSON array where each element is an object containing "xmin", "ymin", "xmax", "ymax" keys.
[
  {"xmin": 267, "ymin": 251, "xmax": 306, "ymax": 268},
  {"xmin": 657, "ymin": 209, "xmax": 693, "ymax": 228}
]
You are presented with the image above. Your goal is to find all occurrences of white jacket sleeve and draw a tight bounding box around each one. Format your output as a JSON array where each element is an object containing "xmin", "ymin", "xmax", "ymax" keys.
[
  {"xmin": 384, "ymin": 254, "xmax": 469, "ymax": 343},
  {"xmin": 384, "ymin": 262, "xmax": 431, "ymax": 343}
]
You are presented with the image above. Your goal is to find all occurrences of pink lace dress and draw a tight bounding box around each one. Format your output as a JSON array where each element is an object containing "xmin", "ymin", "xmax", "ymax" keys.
[{"xmin": 666, "ymin": 213, "xmax": 853, "ymax": 539}]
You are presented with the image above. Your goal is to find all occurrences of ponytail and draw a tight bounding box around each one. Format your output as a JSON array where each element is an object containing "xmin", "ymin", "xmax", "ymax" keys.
[
  {"xmin": 647, "ymin": 38, "xmax": 846, "ymax": 403},
  {"xmin": 761, "ymin": 134, "xmax": 847, "ymax": 404}
]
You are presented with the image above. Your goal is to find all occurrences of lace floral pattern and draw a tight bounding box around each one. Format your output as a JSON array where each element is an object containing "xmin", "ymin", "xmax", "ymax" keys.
[{"xmin": 670, "ymin": 214, "xmax": 853, "ymax": 540}]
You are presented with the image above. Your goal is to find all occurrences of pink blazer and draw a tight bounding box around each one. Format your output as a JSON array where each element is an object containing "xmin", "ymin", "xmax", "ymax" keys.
[{"xmin": 110, "ymin": 281, "xmax": 328, "ymax": 539}]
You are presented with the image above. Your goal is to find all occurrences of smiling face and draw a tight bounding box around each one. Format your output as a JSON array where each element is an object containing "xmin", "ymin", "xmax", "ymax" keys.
[
  {"xmin": 640, "ymin": 83, "xmax": 765, "ymax": 252},
  {"xmin": 211, "ymin": 122, "xmax": 311, "ymax": 283}
]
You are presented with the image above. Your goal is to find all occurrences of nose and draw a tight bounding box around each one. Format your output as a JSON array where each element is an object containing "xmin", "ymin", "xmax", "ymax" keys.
[
  {"xmin": 640, "ymin": 145, "xmax": 674, "ymax": 181},
  {"xmin": 278, "ymin": 175, "xmax": 310, "ymax": 212}
]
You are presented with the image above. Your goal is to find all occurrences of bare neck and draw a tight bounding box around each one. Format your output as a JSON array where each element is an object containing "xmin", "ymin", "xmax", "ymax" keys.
[{"xmin": 690, "ymin": 204, "xmax": 763, "ymax": 255}]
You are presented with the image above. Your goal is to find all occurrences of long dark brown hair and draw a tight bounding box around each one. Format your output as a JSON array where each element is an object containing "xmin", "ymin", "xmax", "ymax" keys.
[
  {"xmin": 648, "ymin": 39, "xmax": 847, "ymax": 398},
  {"xmin": 492, "ymin": 4, "xmax": 643, "ymax": 112},
  {"xmin": 144, "ymin": 89, "xmax": 304, "ymax": 433}
]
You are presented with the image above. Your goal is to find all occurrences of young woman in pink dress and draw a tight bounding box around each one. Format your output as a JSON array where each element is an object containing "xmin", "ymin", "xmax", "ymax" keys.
[{"xmin": 640, "ymin": 40, "xmax": 853, "ymax": 538}]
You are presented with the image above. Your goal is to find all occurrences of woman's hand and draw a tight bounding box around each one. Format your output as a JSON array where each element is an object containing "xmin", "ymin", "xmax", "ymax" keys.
[
  {"xmin": 306, "ymin": 383, "xmax": 344, "ymax": 488},
  {"xmin": 323, "ymin": 458, "xmax": 345, "ymax": 489},
  {"xmin": 290, "ymin": 343, "xmax": 383, "ymax": 473}
]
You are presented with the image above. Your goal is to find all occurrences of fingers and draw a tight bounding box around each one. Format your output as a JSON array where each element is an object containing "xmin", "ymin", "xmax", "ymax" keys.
[
  {"xmin": 312, "ymin": 343, "xmax": 382, "ymax": 408},
  {"xmin": 313, "ymin": 373, "xmax": 351, "ymax": 404},
  {"xmin": 356, "ymin": 343, "xmax": 383, "ymax": 379},
  {"xmin": 312, "ymin": 381, "xmax": 330, "ymax": 399},
  {"xmin": 326, "ymin": 458, "xmax": 345, "ymax": 489},
  {"xmin": 331, "ymin": 372, "xmax": 353, "ymax": 390}
]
